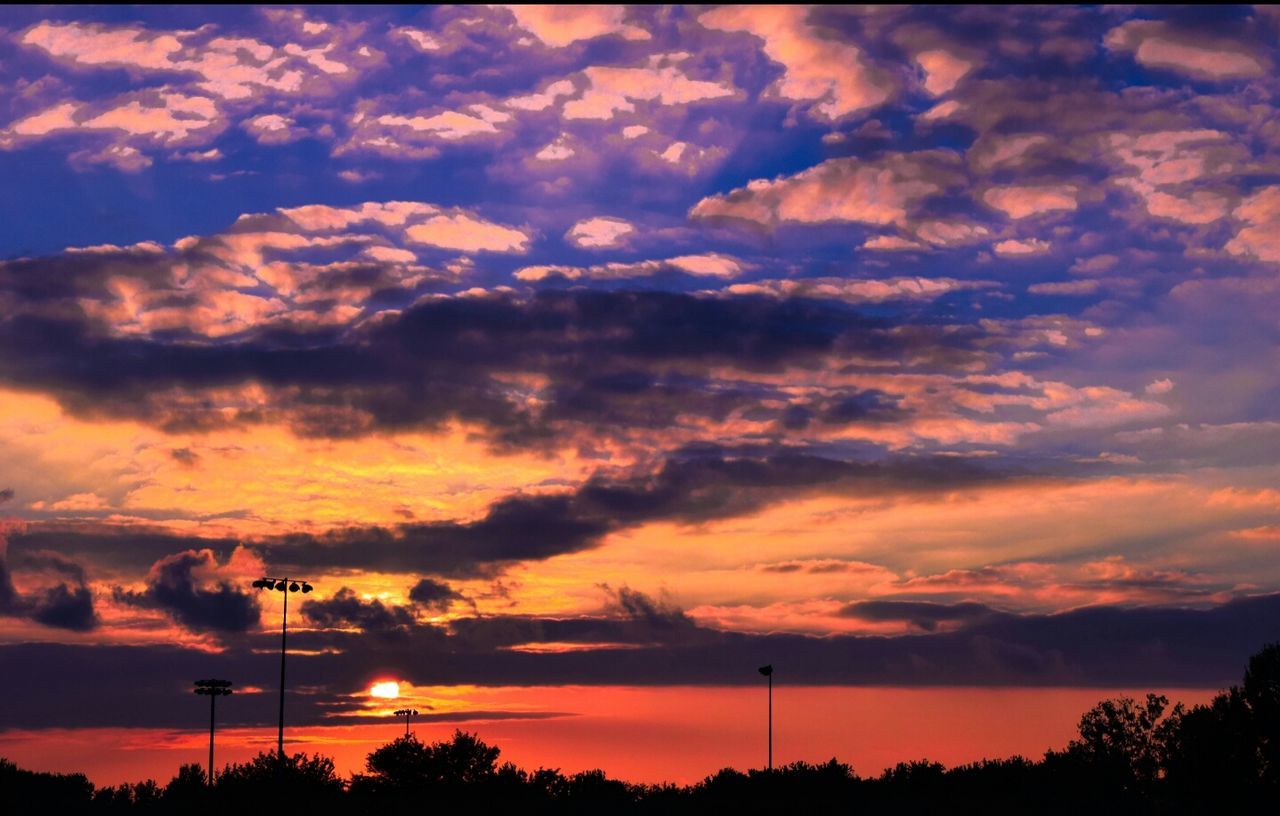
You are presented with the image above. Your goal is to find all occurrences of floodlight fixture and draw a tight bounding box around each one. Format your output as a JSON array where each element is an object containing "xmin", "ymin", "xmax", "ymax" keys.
[
  {"xmin": 393, "ymin": 707, "xmax": 420, "ymax": 737},
  {"xmin": 253, "ymin": 575, "xmax": 315, "ymax": 758}
]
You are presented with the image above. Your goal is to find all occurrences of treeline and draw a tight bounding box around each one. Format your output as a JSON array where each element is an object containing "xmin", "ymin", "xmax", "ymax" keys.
[{"xmin": 4, "ymin": 644, "xmax": 1279, "ymax": 814}]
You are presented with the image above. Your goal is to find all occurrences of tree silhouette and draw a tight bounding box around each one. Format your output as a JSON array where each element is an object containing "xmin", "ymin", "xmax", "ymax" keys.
[
  {"xmin": 1162, "ymin": 641, "xmax": 1280, "ymax": 809},
  {"xmin": 1059, "ymin": 692, "xmax": 1176, "ymax": 797},
  {"xmin": 1242, "ymin": 641, "xmax": 1280, "ymax": 786},
  {"xmin": 0, "ymin": 758, "xmax": 94, "ymax": 814},
  {"xmin": 353, "ymin": 729, "xmax": 500, "ymax": 792}
]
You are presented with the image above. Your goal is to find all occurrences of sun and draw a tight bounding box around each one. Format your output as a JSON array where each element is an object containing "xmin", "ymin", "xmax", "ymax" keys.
[{"xmin": 370, "ymin": 681, "xmax": 400, "ymax": 699}]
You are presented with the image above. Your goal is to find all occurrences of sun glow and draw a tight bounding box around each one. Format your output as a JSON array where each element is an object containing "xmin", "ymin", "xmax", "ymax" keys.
[{"xmin": 370, "ymin": 682, "xmax": 400, "ymax": 699}]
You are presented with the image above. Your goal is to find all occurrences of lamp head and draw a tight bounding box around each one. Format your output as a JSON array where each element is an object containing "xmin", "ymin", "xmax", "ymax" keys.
[{"xmin": 758, "ymin": 665, "xmax": 773, "ymax": 677}]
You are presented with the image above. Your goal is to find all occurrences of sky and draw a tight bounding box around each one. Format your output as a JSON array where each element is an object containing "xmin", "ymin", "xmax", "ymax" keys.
[{"xmin": 1, "ymin": 3, "xmax": 1279, "ymax": 785}]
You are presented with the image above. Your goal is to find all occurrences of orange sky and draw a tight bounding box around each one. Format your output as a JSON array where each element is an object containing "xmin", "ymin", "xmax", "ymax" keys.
[{"xmin": 0, "ymin": 685, "xmax": 1218, "ymax": 787}]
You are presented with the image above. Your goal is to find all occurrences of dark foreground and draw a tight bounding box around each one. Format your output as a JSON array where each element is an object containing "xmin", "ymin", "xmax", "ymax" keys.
[{"xmin": 5, "ymin": 644, "xmax": 1279, "ymax": 814}]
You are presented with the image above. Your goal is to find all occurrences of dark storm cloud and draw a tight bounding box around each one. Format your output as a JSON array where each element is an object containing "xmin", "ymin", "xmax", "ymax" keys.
[
  {"xmin": 0, "ymin": 532, "xmax": 98, "ymax": 632},
  {"xmin": 840, "ymin": 599, "xmax": 1006, "ymax": 632},
  {"xmin": 3, "ymin": 592, "xmax": 1280, "ymax": 731},
  {"xmin": 5, "ymin": 525, "xmax": 241, "ymax": 572},
  {"xmin": 3, "ymin": 447, "xmax": 1016, "ymax": 584},
  {"xmin": 273, "ymin": 590, "xmax": 1280, "ymax": 691},
  {"xmin": 301, "ymin": 587, "xmax": 415, "ymax": 635},
  {"xmin": 27, "ymin": 583, "xmax": 96, "ymax": 631},
  {"xmin": 446, "ymin": 585, "xmax": 700, "ymax": 651},
  {"xmin": 602, "ymin": 585, "xmax": 693, "ymax": 629},
  {"xmin": 2, "ymin": 445, "xmax": 1016, "ymax": 586},
  {"xmin": 0, "ymin": 289, "xmax": 974, "ymax": 443},
  {"xmin": 407, "ymin": 578, "xmax": 467, "ymax": 612},
  {"xmin": 115, "ymin": 549, "xmax": 259, "ymax": 633},
  {"xmin": 265, "ymin": 446, "xmax": 1011, "ymax": 578}
]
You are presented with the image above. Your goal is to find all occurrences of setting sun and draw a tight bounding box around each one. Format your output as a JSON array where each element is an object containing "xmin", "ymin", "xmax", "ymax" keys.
[{"xmin": 370, "ymin": 682, "xmax": 400, "ymax": 700}]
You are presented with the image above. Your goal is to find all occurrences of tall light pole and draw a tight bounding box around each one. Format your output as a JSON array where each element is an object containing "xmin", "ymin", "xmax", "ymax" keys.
[
  {"xmin": 252, "ymin": 577, "xmax": 313, "ymax": 758},
  {"xmin": 193, "ymin": 679, "xmax": 232, "ymax": 786},
  {"xmin": 393, "ymin": 708, "xmax": 419, "ymax": 738},
  {"xmin": 758, "ymin": 664, "xmax": 773, "ymax": 770}
]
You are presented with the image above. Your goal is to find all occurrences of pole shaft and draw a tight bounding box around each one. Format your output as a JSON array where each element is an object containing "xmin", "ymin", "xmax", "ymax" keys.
[
  {"xmin": 278, "ymin": 581, "xmax": 287, "ymax": 759},
  {"xmin": 768, "ymin": 673, "xmax": 772, "ymax": 771},
  {"xmin": 209, "ymin": 693, "xmax": 216, "ymax": 786}
]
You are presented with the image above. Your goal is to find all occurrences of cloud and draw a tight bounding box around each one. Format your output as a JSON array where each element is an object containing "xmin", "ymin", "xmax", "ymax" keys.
[
  {"xmin": 1226, "ymin": 186, "xmax": 1280, "ymax": 263},
  {"xmin": 2, "ymin": 90, "xmax": 225, "ymax": 169},
  {"xmin": 263, "ymin": 446, "xmax": 1006, "ymax": 578},
  {"xmin": 1105, "ymin": 20, "xmax": 1266, "ymax": 80},
  {"xmin": 691, "ymin": 152, "xmax": 963, "ymax": 228},
  {"xmin": 601, "ymin": 585, "xmax": 694, "ymax": 631},
  {"xmin": 1028, "ymin": 280, "xmax": 1099, "ymax": 296},
  {"xmin": 565, "ymin": 217, "xmax": 635, "ymax": 250},
  {"xmin": 8, "ymin": 17, "xmax": 378, "ymax": 167},
  {"xmin": 0, "ymin": 200, "xmax": 519, "ymax": 338},
  {"xmin": 698, "ymin": 6, "xmax": 891, "ymax": 120},
  {"xmin": 0, "ymin": 272, "xmax": 1021, "ymax": 452},
  {"xmin": 0, "ymin": 534, "xmax": 98, "ymax": 632},
  {"xmin": 243, "ymin": 113, "xmax": 305, "ymax": 145},
  {"xmin": 5, "ymin": 102, "xmax": 80, "ymax": 136},
  {"xmin": 562, "ymin": 63, "xmax": 737, "ymax": 121},
  {"xmin": 21, "ymin": 21, "xmax": 186, "ymax": 73},
  {"xmin": 390, "ymin": 26, "xmax": 442, "ymax": 53},
  {"xmin": 915, "ymin": 49, "xmax": 975, "ymax": 96},
  {"xmin": 19, "ymin": 20, "xmax": 367, "ymax": 101},
  {"xmin": 301, "ymin": 587, "xmax": 416, "ymax": 634},
  {"xmin": 404, "ymin": 213, "xmax": 531, "ymax": 253},
  {"xmin": 994, "ymin": 238, "xmax": 1051, "ymax": 257},
  {"xmin": 983, "ymin": 185, "xmax": 1078, "ymax": 220},
  {"xmin": 718, "ymin": 277, "xmax": 997, "ymax": 304},
  {"xmin": 839, "ymin": 599, "xmax": 1004, "ymax": 632},
  {"xmin": 501, "ymin": 5, "xmax": 650, "ymax": 48},
  {"xmin": 862, "ymin": 235, "xmax": 926, "ymax": 252},
  {"xmin": 115, "ymin": 549, "xmax": 260, "ymax": 633},
  {"xmin": 408, "ymin": 578, "xmax": 467, "ymax": 613},
  {"xmin": 515, "ymin": 253, "xmax": 745, "ymax": 281},
  {"xmin": 1142, "ymin": 190, "xmax": 1229, "ymax": 225},
  {"xmin": 914, "ymin": 220, "xmax": 990, "ymax": 247},
  {"xmin": 81, "ymin": 91, "xmax": 220, "ymax": 144}
]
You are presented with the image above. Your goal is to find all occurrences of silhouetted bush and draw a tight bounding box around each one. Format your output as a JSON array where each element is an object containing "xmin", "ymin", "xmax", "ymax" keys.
[{"xmin": 212, "ymin": 751, "xmax": 344, "ymax": 813}]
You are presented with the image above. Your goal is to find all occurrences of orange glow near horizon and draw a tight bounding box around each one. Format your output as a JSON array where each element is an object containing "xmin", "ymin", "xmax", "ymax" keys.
[{"xmin": 0, "ymin": 685, "xmax": 1218, "ymax": 788}]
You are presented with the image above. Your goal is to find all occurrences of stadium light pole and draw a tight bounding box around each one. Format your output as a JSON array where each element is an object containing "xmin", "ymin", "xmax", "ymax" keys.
[
  {"xmin": 193, "ymin": 679, "xmax": 233, "ymax": 786},
  {"xmin": 758, "ymin": 664, "xmax": 773, "ymax": 770},
  {"xmin": 393, "ymin": 708, "xmax": 419, "ymax": 738},
  {"xmin": 252, "ymin": 577, "xmax": 313, "ymax": 758}
]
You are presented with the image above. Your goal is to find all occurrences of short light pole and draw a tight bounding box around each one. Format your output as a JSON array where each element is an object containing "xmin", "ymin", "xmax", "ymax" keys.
[
  {"xmin": 758, "ymin": 664, "xmax": 773, "ymax": 770},
  {"xmin": 394, "ymin": 708, "xmax": 419, "ymax": 738},
  {"xmin": 251, "ymin": 577, "xmax": 313, "ymax": 758},
  {"xmin": 193, "ymin": 679, "xmax": 233, "ymax": 786}
]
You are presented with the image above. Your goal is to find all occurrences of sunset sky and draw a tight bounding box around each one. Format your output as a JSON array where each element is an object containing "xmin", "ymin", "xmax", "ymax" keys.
[{"xmin": 1, "ymin": 4, "xmax": 1278, "ymax": 785}]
